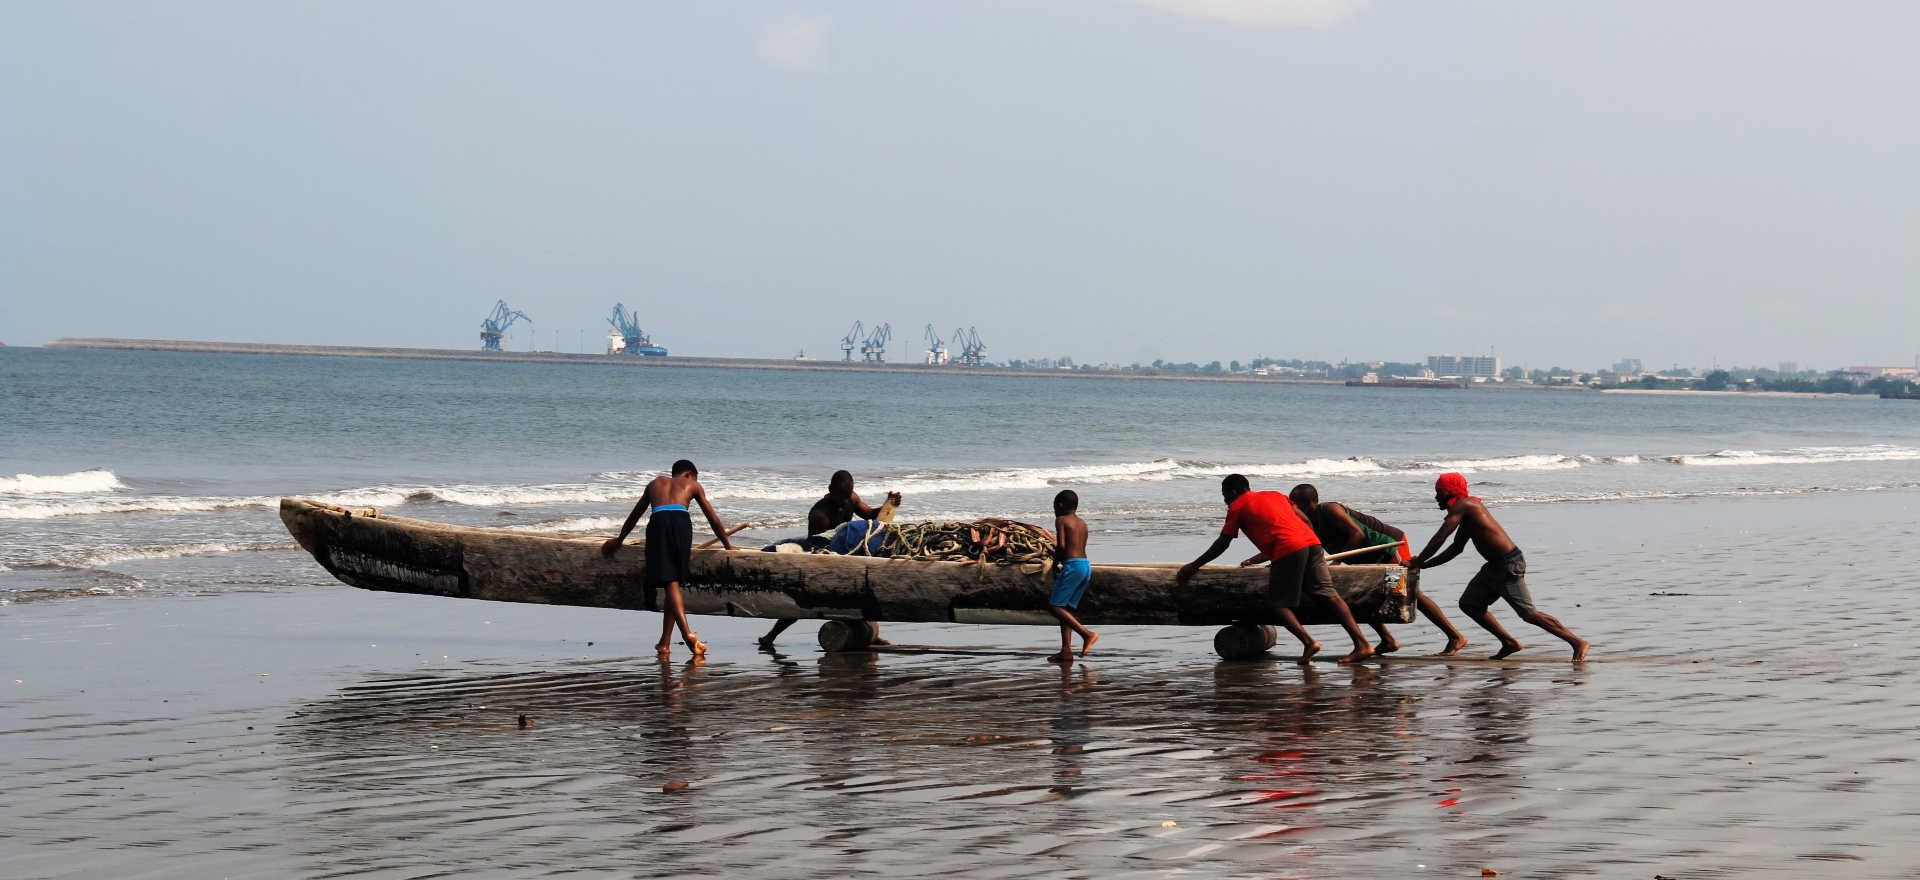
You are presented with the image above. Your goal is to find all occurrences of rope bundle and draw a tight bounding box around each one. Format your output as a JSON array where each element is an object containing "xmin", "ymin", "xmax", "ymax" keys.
[{"xmin": 876, "ymin": 519, "xmax": 1058, "ymax": 574}]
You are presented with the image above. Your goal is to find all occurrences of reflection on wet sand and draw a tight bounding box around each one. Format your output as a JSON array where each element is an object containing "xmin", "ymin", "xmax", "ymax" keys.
[{"xmin": 276, "ymin": 650, "xmax": 1556, "ymax": 877}]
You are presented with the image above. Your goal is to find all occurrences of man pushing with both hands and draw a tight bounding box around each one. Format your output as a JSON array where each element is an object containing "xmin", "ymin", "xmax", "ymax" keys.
[{"xmin": 1412, "ymin": 472, "xmax": 1589, "ymax": 661}]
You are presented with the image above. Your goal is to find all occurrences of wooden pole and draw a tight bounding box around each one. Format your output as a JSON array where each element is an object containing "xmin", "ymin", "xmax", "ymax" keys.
[
  {"xmin": 1323, "ymin": 541, "xmax": 1406, "ymax": 563},
  {"xmin": 696, "ymin": 523, "xmax": 752, "ymax": 550}
]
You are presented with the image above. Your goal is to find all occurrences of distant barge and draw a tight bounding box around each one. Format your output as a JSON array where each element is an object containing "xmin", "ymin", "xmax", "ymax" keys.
[
  {"xmin": 1881, "ymin": 392, "xmax": 1920, "ymax": 400},
  {"xmin": 1345, "ymin": 378, "xmax": 1466, "ymax": 389}
]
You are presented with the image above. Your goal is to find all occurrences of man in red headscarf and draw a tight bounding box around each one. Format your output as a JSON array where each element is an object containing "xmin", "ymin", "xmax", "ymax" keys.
[{"xmin": 1412, "ymin": 472, "xmax": 1590, "ymax": 661}]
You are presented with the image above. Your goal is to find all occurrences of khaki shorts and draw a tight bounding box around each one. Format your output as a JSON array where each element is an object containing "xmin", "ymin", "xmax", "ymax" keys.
[{"xmin": 1460, "ymin": 549, "xmax": 1537, "ymax": 618}]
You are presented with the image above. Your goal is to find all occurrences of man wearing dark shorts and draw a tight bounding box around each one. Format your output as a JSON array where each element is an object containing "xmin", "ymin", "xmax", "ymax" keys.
[
  {"xmin": 1176, "ymin": 474, "xmax": 1372, "ymax": 663},
  {"xmin": 1288, "ymin": 483, "xmax": 1469, "ymax": 656},
  {"xmin": 1412, "ymin": 472, "xmax": 1589, "ymax": 661},
  {"xmin": 603, "ymin": 459, "xmax": 736, "ymax": 660}
]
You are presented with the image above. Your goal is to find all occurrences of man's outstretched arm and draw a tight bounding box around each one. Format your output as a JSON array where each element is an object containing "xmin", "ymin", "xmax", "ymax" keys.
[
  {"xmin": 1325, "ymin": 504, "xmax": 1367, "ymax": 551},
  {"xmin": 694, "ymin": 486, "xmax": 735, "ymax": 551},
  {"xmin": 1177, "ymin": 535, "xmax": 1235, "ymax": 587},
  {"xmin": 603, "ymin": 496, "xmax": 652, "ymax": 557},
  {"xmin": 1423, "ymin": 532, "xmax": 1471, "ymax": 569},
  {"xmin": 1413, "ymin": 511, "xmax": 1463, "ymax": 568}
]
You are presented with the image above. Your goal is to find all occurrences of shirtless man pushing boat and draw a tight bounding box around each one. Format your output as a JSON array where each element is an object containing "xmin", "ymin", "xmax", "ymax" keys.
[
  {"xmin": 1176, "ymin": 474, "xmax": 1372, "ymax": 663},
  {"xmin": 603, "ymin": 459, "xmax": 736, "ymax": 659},
  {"xmin": 1410, "ymin": 473, "xmax": 1589, "ymax": 661},
  {"xmin": 1288, "ymin": 483, "xmax": 1469, "ymax": 656}
]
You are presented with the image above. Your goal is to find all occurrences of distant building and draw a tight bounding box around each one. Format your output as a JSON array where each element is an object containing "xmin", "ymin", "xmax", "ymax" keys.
[
  {"xmin": 1845, "ymin": 366, "xmax": 1919, "ymax": 381},
  {"xmin": 1777, "ymin": 361, "xmax": 1798, "ymax": 377},
  {"xmin": 1427, "ymin": 355, "xmax": 1500, "ymax": 378},
  {"xmin": 1613, "ymin": 358, "xmax": 1643, "ymax": 374}
]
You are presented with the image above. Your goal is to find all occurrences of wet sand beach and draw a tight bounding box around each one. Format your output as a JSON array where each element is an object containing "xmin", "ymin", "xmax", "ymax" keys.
[{"xmin": 6, "ymin": 490, "xmax": 1918, "ymax": 878}]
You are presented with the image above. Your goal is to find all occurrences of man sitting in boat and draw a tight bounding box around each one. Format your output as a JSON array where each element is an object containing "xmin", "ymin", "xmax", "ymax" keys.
[
  {"xmin": 758, "ymin": 471, "xmax": 903, "ymax": 648},
  {"xmin": 1287, "ymin": 483, "xmax": 1469, "ymax": 657}
]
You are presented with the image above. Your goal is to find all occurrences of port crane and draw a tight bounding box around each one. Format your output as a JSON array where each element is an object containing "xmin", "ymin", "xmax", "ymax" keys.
[
  {"xmin": 607, "ymin": 304, "xmax": 668, "ymax": 356},
  {"xmin": 839, "ymin": 321, "xmax": 864, "ymax": 361},
  {"xmin": 861, "ymin": 323, "xmax": 892, "ymax": 363},
  {"xmin": 952, "ymin": 326, "xmax": 987, "ymax": 366},
  {"xmin": 922, "ymin": 324, "xmax": 949, "ymax": 365},
  {"xmin": 479, "ymin": 300, "xmax": 531, "ymax": 351}
]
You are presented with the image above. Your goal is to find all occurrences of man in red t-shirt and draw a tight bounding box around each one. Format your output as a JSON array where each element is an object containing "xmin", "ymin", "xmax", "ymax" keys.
[{"xmin": 1177, "ymin": 474, "xmax": 1372, "ymax": 663}]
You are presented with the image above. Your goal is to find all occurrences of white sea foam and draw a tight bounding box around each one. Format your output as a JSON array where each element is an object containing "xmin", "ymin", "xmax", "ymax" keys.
[
  {"xmin": 5, "ymin": 443, "xmax": 1910, "ymax": 523},
  {"xmin": 1412, "ymin": 454, "xmax": 1584, "ymax": 473},
  {"xmin": 518, "ymin": 516, "xmax": 626, "ymax": 534},
  {"xmin": 1668, "ymin": 445, "xmax": 1920, "ymax": 467},
  {"xmin": 0, "ymin": 495, "xmax": 269, "ymax": 520},
  {"xmin": 0, "ymin": 469, "xmax": 127, "ymax": 495},
  {"xmin": 416, "ymin": 485, "xmax": 635, "ymax": 507},
  {"xmin": 710, "ymin": 460, "xmax": 1187, "ymax": 501},
  {"xmin": 44, "ymin": 541, "xmax": 298, "ymax": 569}
]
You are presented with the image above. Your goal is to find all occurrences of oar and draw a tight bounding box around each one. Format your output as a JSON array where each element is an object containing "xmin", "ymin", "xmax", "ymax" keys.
[
  {"xmin": 696, "ymin": 523, "xmax": 753, "ymax": 550},
  {"xmin": 1323, "ymin": 540, "xmax": 1406, "ymax": 563}
]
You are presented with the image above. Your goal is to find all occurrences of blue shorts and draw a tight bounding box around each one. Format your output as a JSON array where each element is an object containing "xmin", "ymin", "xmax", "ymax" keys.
[{"xmin": 1050, "ymin": 558, "xmax": 1092, "ymax": 609}]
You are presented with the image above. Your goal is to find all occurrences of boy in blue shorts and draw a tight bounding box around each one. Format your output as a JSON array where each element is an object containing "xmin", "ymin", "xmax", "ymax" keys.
[{"xmin": 1047, "ymin": 490, "xmax": 1098, "ymax": 662}]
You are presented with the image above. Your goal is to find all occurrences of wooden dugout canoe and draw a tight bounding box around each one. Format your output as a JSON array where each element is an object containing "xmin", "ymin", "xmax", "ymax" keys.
[{"xmin": 279, "ymin": 498, "xmax": 1419, "ymax": 658}]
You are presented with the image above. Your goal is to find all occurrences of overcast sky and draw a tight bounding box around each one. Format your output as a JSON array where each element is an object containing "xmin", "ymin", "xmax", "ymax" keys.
[{"xmin": 4, "ymin": 1, "xmax": 1916, "ymax": 369}]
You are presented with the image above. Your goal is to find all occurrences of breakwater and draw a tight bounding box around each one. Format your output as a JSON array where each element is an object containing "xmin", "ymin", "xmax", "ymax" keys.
[{"xmin": 44, "ymin": 337, "xmax": 1338, "ymax": 386}]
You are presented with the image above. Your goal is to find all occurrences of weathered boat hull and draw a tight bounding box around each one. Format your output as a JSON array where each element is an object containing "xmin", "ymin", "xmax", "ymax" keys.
[{"xmin": 280, "ymin": 498, "xmax": 1418, "ymax": 633}]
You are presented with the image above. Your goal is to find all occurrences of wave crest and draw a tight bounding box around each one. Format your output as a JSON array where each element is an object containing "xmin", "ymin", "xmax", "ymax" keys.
[
  {"xmin": 0, "ymin": 469, "xmax": 126, "ymax": 495},
  {"xmin": 1669, "ymin": 445, "xmax": 1920, "ymax": 467}
]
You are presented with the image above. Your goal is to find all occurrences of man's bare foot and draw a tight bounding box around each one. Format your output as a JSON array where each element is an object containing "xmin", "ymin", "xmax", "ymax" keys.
[
  {"xmin": 1295, "ymin": 641, "xmax": 1321, "ymax": 665},
  {"xmin": 1374, "ymin": 635, "xmax": 1401, "ymax": 655},
  {"xmin": 683, "ymin": 635, "xmax": 708, "ymax": 657},
  {"xmin": 1489, "ymin": 640, "xmax": 1523, "ymax": 660},
  {"xmin": 1435, "ymin": 637, "xmax": 1468, "ymax": 657},
  {"xmin": 1046, "ymin": 651, "xmax": 1072, "ymax": 664},
  {"xmin": 654, "ymin": 643, "xmax": 672, "ymax": 659},
  {"xmin": 1569, "ymin": 639, "xmax": 1590, "ymax": 662},
  {"xmin": 870, "ymin": 637, "xmax": 893, "ymax": 647},
  {"xmin": 755, "ymin": 636, "xmax": 776, "ymax": 650},
  {"xmin": 1337, "ymin": 645, "xmax": 1374, "ymax": 664},
  {"xmin": 1079, "ymin": 632, "xmax": 1100, "ymax": 657}
]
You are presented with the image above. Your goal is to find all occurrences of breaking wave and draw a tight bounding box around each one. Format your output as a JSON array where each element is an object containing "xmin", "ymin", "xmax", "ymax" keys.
[
  {"xmin": 409, "ymin": 485, "xmax": 635, "ymax": 507},
  {"xmin": 9, "ymin": 540, "xmax": 299, "ymax": 570},
  {"xmin": 1668, "ymin": 445, "xmax": 1920, "ymax": 467},
  {"xmin": 4, "ymin": 443, "xmax": 1916, "ymax": 522},
  {"xmin": 0, "ymin": 495, "xmax": 267, "ymax": 520},
  {"xmin": 0, "ymin": 469, "xmax": 126, "ymax": 495}
]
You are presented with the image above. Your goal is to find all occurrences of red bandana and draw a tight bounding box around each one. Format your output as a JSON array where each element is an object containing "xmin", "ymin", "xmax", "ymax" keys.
[{"xmin": 1435, "ymin": 472, "xmax": 1477, "ymax": 507}]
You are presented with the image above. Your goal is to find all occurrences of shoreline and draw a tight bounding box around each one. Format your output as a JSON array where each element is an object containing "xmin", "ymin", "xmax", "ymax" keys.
[{"xmin": 1598, "ymin": 387, "xmax": 1863, "ymax": 399}]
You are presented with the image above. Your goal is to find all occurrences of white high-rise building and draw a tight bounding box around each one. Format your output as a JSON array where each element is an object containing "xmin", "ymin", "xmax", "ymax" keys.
[{"xmin": 1427, "ymin": 355, "xmax": 1500, "ymax": 378}]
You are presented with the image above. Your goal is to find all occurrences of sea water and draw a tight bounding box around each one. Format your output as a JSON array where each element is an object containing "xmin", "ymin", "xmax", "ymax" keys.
[
  {"xmin": 5, "ymin": 346, "xmax": 1918, "ymax": 595},
  {"xmin": 3, "ymin": 346, "xmax": 1918, "ymax": 877}
]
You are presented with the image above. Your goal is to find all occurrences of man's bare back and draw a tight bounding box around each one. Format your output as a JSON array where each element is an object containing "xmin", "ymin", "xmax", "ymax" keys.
[{"xmin": 647, "ymin": 473, "xmax": 703, "ymax": 510}]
